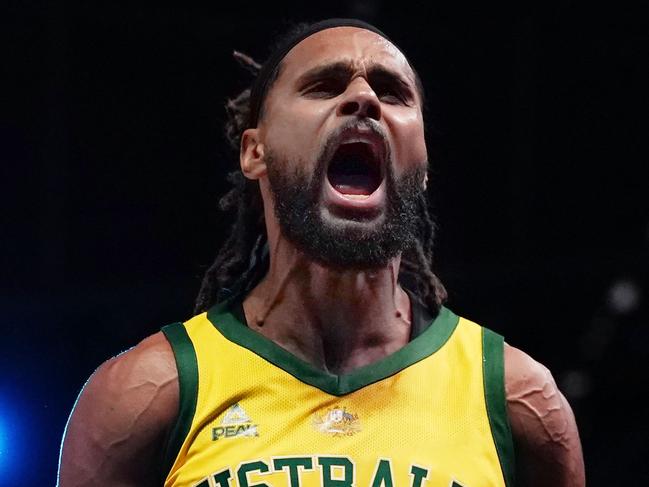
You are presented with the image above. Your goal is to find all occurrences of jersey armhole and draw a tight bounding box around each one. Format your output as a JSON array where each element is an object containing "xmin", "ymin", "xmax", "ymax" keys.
[
  {"xmin": 160, "ymin": 322, "xmax": 199, "ymax": 484},
  {"xmin": 482, "ymin": 327, "xmax": 516, "ymax": 487}
]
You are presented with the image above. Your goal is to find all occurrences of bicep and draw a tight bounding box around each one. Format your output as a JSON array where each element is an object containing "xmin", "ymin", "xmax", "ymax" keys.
[
  {"xmin": 58, "ymin": 332, "xmax": 179, "ymax": 487},
  {"xmin": 504, "ymin": 344, "xmax": 585, "ymax": 487}
]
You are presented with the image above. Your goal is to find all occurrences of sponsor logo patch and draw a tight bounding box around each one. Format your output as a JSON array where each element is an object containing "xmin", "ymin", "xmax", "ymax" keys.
[{"xmin": 212, "ymin": 403, "xmax": 259, "ymax": 440}]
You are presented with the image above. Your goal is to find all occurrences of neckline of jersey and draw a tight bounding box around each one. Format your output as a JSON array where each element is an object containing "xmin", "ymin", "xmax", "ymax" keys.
[{"xmin": 205, "ymin": 300, "xmax": 459, "ymax": 396}]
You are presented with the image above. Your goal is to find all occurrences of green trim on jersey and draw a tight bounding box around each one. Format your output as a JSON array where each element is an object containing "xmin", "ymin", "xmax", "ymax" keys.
[
  {"xmin": 206, "ymin": 302, "xmax": 460, "ymax": 396},
  {"xmin": 161, "ymin": 322, "xmax": 199, "ymax": 481},
  {"xmin": 482, "ymin": 328, "xmax": 516, "ymax": 487}
]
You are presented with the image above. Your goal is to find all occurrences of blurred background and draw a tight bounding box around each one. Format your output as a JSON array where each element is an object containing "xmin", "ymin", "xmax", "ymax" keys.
[{"xmin": 2, "ymin": 1, "xmax": 647, "ymax": 484}]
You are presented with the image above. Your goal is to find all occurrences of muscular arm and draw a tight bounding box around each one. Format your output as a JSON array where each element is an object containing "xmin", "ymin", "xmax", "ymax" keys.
[
  {"xmin": 58, "ymin": 332, "xmax": 179, "ymax": 487},
  {"xmin": 504, "ymin": 344, "xmax": 585, "ymax": 486}
]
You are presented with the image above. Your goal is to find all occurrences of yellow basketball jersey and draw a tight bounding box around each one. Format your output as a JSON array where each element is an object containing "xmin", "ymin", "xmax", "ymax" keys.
[{"xmin": 160, "ymin": 301, "xmax": 514, "ymax": 487}]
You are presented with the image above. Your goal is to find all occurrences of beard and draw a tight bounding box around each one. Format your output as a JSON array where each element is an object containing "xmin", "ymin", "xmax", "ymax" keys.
[{"xmin": 265, "ymin": 134, "xmax": 427, "ymax": 270}]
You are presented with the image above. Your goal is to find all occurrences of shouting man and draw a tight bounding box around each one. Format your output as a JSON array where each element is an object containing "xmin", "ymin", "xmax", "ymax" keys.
[{"xmin": 58, "ymin": 19, "xmax": 585, "ymax": 487}]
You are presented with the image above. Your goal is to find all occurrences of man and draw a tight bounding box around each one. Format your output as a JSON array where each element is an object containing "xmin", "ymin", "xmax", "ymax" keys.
[{"xmin": 58, "ymin": 19, "xmax": 585, "ymax": 487}]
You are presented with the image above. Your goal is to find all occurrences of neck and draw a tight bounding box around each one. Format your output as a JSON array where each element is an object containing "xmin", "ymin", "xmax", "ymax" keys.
[{"xmin": 243, "ymin": 238, "xmax": 412, "ymax": 374}]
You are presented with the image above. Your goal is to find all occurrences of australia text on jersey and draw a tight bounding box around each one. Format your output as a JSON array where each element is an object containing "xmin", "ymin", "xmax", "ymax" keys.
[{"xmin": 192, "ymin": 456, "xmax": 466, "ymax": 487}]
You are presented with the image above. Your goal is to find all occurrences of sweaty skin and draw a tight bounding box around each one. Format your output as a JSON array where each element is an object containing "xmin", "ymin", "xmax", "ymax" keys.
[
  {"xmin": 58, "ymin": 333, "xmax": 178, "ymax": 487},
  {"xmin": 58, "ymin": 27, "xmax": 585, "ymax": 486},
  {"xmin": 505, "ymin": 345, "xmax": 585, "ymax": 485}
]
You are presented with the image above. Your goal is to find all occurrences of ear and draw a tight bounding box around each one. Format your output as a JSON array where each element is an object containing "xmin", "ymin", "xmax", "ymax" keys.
[{"xmin": 240, "ymin": 128, "xmax": 267, "ymax": 180}]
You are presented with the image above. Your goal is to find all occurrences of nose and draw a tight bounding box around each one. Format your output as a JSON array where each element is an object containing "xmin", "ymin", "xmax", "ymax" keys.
[{"xmin": 337, "ymin": 77, "xmax": 381, "ymax": 121}]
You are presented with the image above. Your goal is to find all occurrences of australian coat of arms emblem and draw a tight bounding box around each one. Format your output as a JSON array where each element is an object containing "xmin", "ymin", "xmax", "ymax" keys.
[{"xmin": 312, "ymin": 406, "xmax": 361, "ymax": 436}]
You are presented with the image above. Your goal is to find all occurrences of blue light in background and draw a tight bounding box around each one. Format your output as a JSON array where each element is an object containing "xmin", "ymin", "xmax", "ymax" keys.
[
  {"xmin": 0, "ymin": 396, "xmax": 25, "ymax": 481},
  {"xmin": 0, "ymin": 413, "xmax": 6, "ymax": 465}
]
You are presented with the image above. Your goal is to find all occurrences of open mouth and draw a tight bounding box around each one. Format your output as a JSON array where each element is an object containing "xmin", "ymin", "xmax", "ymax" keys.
[{"xmin": 326, "ymin": 142, "xmax": 383, "ymax": 198}]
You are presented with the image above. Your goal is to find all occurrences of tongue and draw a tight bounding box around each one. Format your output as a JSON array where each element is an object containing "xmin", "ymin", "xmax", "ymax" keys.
[{"xmin": 328, "ymin": 173, "xmax": 375, "ymax": 196}]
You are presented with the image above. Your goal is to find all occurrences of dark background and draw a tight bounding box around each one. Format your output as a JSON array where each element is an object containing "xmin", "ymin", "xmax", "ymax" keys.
[{"xmin": 2, "ymin": 1, "xmax": 647, "ymax": 484}]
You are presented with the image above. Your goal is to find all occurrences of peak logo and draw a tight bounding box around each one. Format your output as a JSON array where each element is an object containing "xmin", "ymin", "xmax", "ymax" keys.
[{"xmin": 212, "ymin": 403, "xmax": 259, "ymax": 441}]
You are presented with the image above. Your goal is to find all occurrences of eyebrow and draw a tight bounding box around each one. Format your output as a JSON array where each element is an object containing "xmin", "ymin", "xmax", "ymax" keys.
[{"xmin": 295, "ymin": 60, "xmax": 415, "ymax": 94}]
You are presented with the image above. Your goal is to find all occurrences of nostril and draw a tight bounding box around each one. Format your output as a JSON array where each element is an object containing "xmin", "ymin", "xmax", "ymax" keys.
[
  {"xmin": 341, "ymin": 101, "xmax": 359, "ymax": 116},
  {"xmin": 366, "ymin": 104, "xmax": 380, "ymax": 120},
  {"xmin": 340, "ymin": 100, "xmax": 381, "ymax": 120}
]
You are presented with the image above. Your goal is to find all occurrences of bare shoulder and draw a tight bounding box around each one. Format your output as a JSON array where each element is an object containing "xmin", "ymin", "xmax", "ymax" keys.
[
  {"xmin": 503, "ymin": 343, "xmax": 585, "ymax": 486},
  {"xmin": 58, "ymin": 331, "xmax": 179, "ymax": 487}
]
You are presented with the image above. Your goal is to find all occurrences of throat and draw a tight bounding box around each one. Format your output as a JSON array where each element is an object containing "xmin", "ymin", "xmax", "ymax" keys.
[
  {"xmin": 327, "ymin": 157, "xmax": 382, "ymax": 196},
  {"xmin": 243, "ymin": 280, "xmax": 413, "ymax": 374},
  {"xmin": 241, "ymin": 250, "xmax": 413, "ymax": 374}
]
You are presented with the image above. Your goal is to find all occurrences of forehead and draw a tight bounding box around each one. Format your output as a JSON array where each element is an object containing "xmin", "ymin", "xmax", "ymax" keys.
[{"xmin": 278, "ymin": 27, "xmax": 416, "ymax": 85}]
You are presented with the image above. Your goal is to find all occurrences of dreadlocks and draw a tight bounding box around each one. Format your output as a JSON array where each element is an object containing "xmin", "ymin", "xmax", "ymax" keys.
[{"xmin": 194, "ymin": 24, "xmax": 447, "ymax": 316}]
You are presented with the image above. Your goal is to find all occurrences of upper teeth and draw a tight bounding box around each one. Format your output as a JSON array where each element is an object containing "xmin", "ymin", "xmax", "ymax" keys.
[
  {"xmin": 339, "ymin": 138, "xmax": 379, "ymax": 159},
  {"xmin": 341, "ymin": 137, "xmax": 374, "ymax": 147}
]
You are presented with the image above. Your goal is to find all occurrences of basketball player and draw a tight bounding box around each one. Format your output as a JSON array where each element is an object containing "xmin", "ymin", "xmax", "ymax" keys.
[{"xmin": 58, "ymin": 19, "xmax": 585, "ymax": 486}]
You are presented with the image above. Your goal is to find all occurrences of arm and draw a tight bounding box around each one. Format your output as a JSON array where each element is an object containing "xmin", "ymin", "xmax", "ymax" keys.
[
  {"xmin": 504, "ymin": 343, "xmax": 585, "ymax": 486},
  {"xmin": 58, "ymin": 332, "xmax": 179, "ymax": 487}
]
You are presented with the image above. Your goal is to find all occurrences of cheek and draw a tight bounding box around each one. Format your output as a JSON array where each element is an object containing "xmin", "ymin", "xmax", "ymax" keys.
[
  {"xmin": 387, "ymin": 110, "xmax": 428, "ymax": 175},
  {"xmin": 263, "ymin": 96, "xmax": 331, "ymax": 160}
]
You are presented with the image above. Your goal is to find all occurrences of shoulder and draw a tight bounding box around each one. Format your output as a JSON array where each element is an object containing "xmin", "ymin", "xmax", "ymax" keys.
[
  {"xmin": 58, "ymin": 331, "xmax": 179, "ymax": 486},
  {"xmin": 86, "ymin": 332, "xmax": 178, "ymax": 396},
  {"xmin": 503, "ymin": 343, "xmax": 585, "ymax": 486},
  {"xmin": 79, "ymin": 331, "xmax": 179, "ymax": 422}
]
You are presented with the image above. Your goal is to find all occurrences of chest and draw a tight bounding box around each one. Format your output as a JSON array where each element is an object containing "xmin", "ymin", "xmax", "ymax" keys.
[{"xmin": 170, "ymin": 357, "xmax": 504, "ymax": 487}]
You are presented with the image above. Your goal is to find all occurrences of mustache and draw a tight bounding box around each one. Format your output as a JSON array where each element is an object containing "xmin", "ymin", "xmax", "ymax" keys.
[{"xmin": 329, "ymin": 118, "xmax": 388, "ymax": 143}]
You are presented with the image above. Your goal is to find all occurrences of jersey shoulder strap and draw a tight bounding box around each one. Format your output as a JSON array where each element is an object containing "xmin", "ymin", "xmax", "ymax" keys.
[
  {"xmin": 482, "ymin": 326, "xmax": 516, "ymax": 487},
  {"xmin": 160, "ymin": 321, "xmax": 199, "ymax": 483}
]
